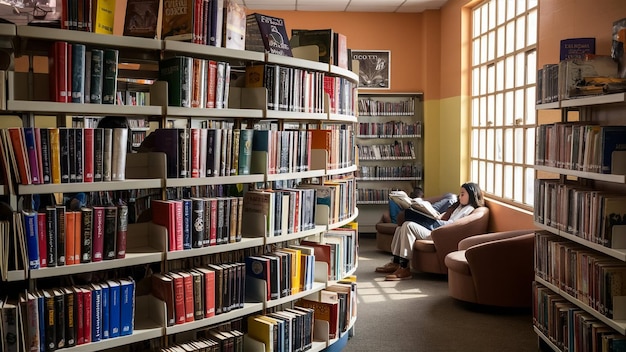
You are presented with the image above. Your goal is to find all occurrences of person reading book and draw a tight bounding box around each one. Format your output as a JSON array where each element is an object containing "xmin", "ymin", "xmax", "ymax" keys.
[{"xmin": 377, "ymin": 182, "xmax": 484, "ymax": 281}]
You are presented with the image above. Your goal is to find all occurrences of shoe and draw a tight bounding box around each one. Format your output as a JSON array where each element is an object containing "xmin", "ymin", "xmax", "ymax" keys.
[
  {"xmin": 385, "ymin": 267, "xmax": 413, "ymax": 281},
  {"xmin": 375, "ymin": 262, "xmax": 399, "ymax": 273}
]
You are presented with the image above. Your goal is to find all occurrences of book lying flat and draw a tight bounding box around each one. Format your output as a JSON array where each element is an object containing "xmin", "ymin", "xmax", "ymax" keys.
[{"xmin": 389, "ymin": 191, "xmax": 440, "ymax": 219}]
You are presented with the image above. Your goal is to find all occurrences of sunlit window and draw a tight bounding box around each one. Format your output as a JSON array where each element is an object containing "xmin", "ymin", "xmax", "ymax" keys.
[{"xmin": 470, "ymin": 0, "xmax": 537, "ymax": 208}]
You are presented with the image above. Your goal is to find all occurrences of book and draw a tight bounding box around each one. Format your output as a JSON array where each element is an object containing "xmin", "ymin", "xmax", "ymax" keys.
[
  {"xmin": 103, "ymin": 206, "xmax": 117, "ymax": 260},
  {"xmin": 107, "ymin": 280, "xmax": 121, "ymax": 338},
  {"xmin": 291, "ymin": 29, "xmax": 334, "ymax": 64},
  {"xmin": 245, "ymin": 13, "xmax": 293, "ymax": 56},
  {"xmin": 80, "ymin": 207, "xmax": 93, "ymax": 263},
  {"xmin": 160, "ymin": 0, "xmax": 194, "ymax": 40},
  {"xmin": 83, "ymin": 128, "xmax": 94, "ymax": 182},
  {"xmin": 388, "ymin": 190, "xmax": 441, "ymax": 219},
  {"xmin": 182, "ymin": 198, "xmax": 192, "ymax": 249},
  {"xmin": 91, "ymin": 284, "xmax": 102, "ymax": 342},
  {"xmin": 94, "ymin": 0, "xmax": 116, "ymax": 34},
  {"xmin": 22, "ymin": 127, "xmax": 41, "ymax": 185},
  {"xmin": 37, "ymin": 212, "xmax": 48, "ymax": 268},
  {"xmin": 102, "ymin": 48, "xmax": 119, "ymax": 105},
  {"xmin": 247, "ymin": 315, "xmax": 276, "ymax": 352},
  {"xmin": 151, "ymin": 273, "xmax": 175, "ymax": 326},
  {"xmin": 238, "ymin": 129, "xmax": 254, "ymax": 175},
  {"xmin": 92, "ymin": 206, "xmax": 105, "ymax": 261},
  {"xmin": 222, "ymin": 0, "xmax": 246, "ymax": 50},
  {"xmin": 89, "ymin": 49, "xmax": 104, "ymax": 104},
  {"xmin": 111, "ymin": 128, "xmax": 128, "ymax": 181},
  {"xmin": 159, "ymin": 56, "xmax": 193, "ymax": 107},
  {"xmin": 115, "ymin": 205, "xmax": 128, "ymax": 259},
  {"xmin": 560, "ymin": 37, "xmax": 596, "ymax": 61},
  {"xmin": 49, "ymin": 41, "xmax": 70, "ymax": 103},
  {"xmin": 296, "ymin": 298, "xmax": 339, "ymax": 339},
  {"xmin": 22, "ymin": 210, "xmax": 40, "ymax": 269},
  {"xmin": 65, "ymin": 210, "xmax": 77, "ymax": 265},
  {"xmin": 118, "ymin": 278, "xmax": 135, "ymax": 336},
  {"xmin": 55, "ymin": 205, "xmax": 67, "ymax": 266},
  {"xmin": 151, "ymin": 199, "xmax": 177, "ymax": 251},
  {"xmin": 123, "ymin": 0, "xmax": 160, "ymax": 38},
  {"xmin": 167, "ymin": 272, "xmax": 186, "ymax": 324},
  {"xmin": 71, "ymin": 43, "xmax": 86, "ymax": 103}
]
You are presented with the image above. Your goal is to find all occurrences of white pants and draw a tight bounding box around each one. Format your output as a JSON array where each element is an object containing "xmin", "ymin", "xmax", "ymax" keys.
[{"xmin": 390, "ymin": 221, "xmax": 432, "ymax": 259}]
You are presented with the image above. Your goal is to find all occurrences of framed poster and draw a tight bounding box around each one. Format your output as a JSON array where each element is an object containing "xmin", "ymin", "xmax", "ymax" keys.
[{"xmin": 352, "ymin": 50, "xmax": 391, "ymax": 89}]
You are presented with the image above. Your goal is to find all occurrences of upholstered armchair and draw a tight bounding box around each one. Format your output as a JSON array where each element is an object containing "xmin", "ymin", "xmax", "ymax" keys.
[
  {"xmin": 411, "ymin": 206, "xmax": 490, "ymax": 274},
  {"xmin": 444, "ymin": 229, "xmax": 535, "ymax": 307}
]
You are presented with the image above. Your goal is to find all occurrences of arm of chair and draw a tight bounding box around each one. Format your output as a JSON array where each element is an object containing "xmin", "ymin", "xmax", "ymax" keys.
[
  {"xmin": 429, "ymin": 207, "xmax": 490, "ymax": 259},
  {"xmin": 458, "ymin": 229, "xmax": 536, "ymax": 250},
  {"xmin": 463, "ymin": 233, "xmax": 535, "ymax": 305}
]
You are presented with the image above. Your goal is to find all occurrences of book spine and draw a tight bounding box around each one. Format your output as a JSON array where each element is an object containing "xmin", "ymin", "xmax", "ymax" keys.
[
  {"xmin": 23, "ymin": 210, "xmax": 40, "ymax": 269},
  {"xmin": 23, "ymin": 127, "xmax": 41, "ymax": 185},
  {"xmin": 50, "ymin": 41, "xmax": 69, "ymax": 102},
  {"xmin": 75, "ymin": 128, "xmax": 84, "ymax": 182},
  {"xmin": 56, "ymin": 205, "xmax": 66, "ymax": 266},
  {"xmin": 82, "ymin": 288, "xmax": 92, "ymax": 344},
  {"xmin": 182, "ymin": 199, "xmax": 192, "ymax": 250},
  {"xmin": 116, "ymin": 205, "xmax": 128, "ymax": 259},
  {"xmin": 71, "ymin": 43, "xmax": 86, "ymax": 103},
  {"xmin": 92, "ymin": 206, "xmax": 105, "ymax": 262},
  {"xmin": 64, "ymin": 288, "xmax": 76, "ymax": 347},
  {"xmin": 68, "ymin": 128, "xmax": 77, "ymax": 183},
  {"xmin": 59, "ymin": 128, "xmax": 70, "ymax": 184},
  {"xmin": 103, "ymin": 206, "xmax": 117, "ymax": 260},
  {"xmin": 119, "ymin": 279, "xmax": 135, "ymax": 336},
  {"xmin": 37, "ymin": 212, "xmax": 48, "ymax": 268},
  {"xmin": 101, "ymin": 283, "xmax": 110, "ymax": 339},
  {"xmin": 54, "ymin": 290, "xmax": 66, "ymax": 348},
  {"xmin": 108, "ymin": 281, "xmax": 121, "ymax": 338},
  {"xmin": 80, "ymin": 207, "xmax": 93, "ymax": 263},
  {"xmin": 93, "ymin": 128, "xmax": 103, "ymax": 182},
  {"xmin": 83, "ymin": 128, "xmax": 94, "ymax": 182},
  {"xmin": 75, "ymin": 288, "xmax": 84, "ymax": 345},
  {"xmin": 191, "ymin": 198, "xmax": 204, "ymax": 248},
  {"xmin": 39, "ymin": 128, "xmax": 51, "ymax": 184},
  {"xmin": 102, "ymin": 128, "xmax": 113, "ymax": 181},
  {"xmin": 102, "ymin": 48, "xmax": 118, "ymax": 104},
  {"xmin": 89, "ymin": 49, "xmax": 104, "ymax": 104},
  {"xmin": 111, "ymin": 128, "xmax": 128, "ymax": 181},
  {"xmin": 65, "ymin": 210, "xmax": 76, "ymax": 265},
  {"xmin": 91, "ymin": 284, "xmax": 102, "ymax": 342}
]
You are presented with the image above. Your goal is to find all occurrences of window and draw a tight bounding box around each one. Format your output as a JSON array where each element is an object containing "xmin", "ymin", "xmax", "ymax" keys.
[{"xmin": 470, "ymin": 0, "xmax": 537, "ymax": 208}]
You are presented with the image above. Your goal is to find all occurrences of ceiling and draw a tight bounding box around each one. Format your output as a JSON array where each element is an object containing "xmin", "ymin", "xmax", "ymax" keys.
[{"xmin": 241, "ymin": 0, "xmax": 449, "ymax": 13}]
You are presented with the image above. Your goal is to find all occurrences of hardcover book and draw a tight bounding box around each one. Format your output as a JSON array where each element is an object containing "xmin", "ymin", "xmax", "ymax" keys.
[
  {"xmin": 222, "ymin": 0, "xmax": 246, "ymax": 50},
  {"xmin": 89, "ymin": 49, "xmax": 104, "ymax": 104},
  {"xmin": 119, "ymin": 278, "xmax": 135, "ymax": 336},
  {"xmin": 159, "ymin": 56, "xmax": 193, "ymax": 107},
  {"xmin": 291, "ymin": 29, "xmax": 334, "ymax": 64},
  {"xmin": 71, "ymin": 43, "xmax": 86, "ymax": 103},
  {"xmin": 94, "ymin": 0, "xmax": 116, "ymax": 34},
  {"xmin": 123, "ymin": 0, "xmax": 160, "ymax": 38},
  {"xmin": 160, "ymin": 0, "xmax": 194, "ymax": 41},
  {"xmin": 560, "ymin": 37, "xmax": 596, "ymax": 61},
  {"xmin": 103, "ymin": 206, "xmax": 117, "ymax": 260},
  {"xmin": 151, "ymin": 273, "xmax": 176, "ymax": 326},
  {"xmin": 245, "ymin": 13, "xmax": 293, "ymax": 56},
  {"xmin": 102, "ymin": 49, "xmax": 119, "ymax": 105}
]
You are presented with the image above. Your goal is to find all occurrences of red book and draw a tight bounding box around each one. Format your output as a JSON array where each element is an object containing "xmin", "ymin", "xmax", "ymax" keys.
[
  {"xmin": 34, "ymin": 128, "xmax": 44, "ymax": 184},
  {"xmin": 174, "ymin": 200, "xmax": 183, "ymax": 251},
  {"xmin": 151, "ymin": 273, "xmax": 175, "ymax": 327},
  {"xmin": 190, "ymin": 128, "xmax": 201, "ymax": 177},
  {"xmin": 151, "ymin": 200, "xmax": 177, "ymax": 251},
  {"xmin": 192, "ymin": 0, "xmax": 204, "ymax": 44},
  {"xmin": 83, "ymin": 128, "xmax": 94, "ymax": 183},
  {"xmin": 205, "ymin": 60, "xmax": 217, "ymax": 108},
  {"xmin": 167, "ymin": 272, "xmax": 186, "ymax": 325},
  {"xmin": 37, "ymin": 212, "xmax": 48, "ymax": 268},
  {"xmin": 82, "ymin": 287, "xmax": 92, "ymax": 344},
  {"xmin": 179, "ymin": 271, "xmax": 194, "ymax": 322},
  {"xmin": 116, "ymin": 205, "xmax": 128, "ymax": 259},
  {"xmin": 49, "ymin": 41, "xmax": 69, "ymax": 102},
  {"xmin": 195, "ymin": 267, "xmax": 215, "ymax": 318},
  {"xmin": 74, "ymin": 287, "xmax": 84, "ymax": 345},
  {"xmin": 65, "ymin": 210, "xmax": 77, "ymax": 265},
  {"xmin": 92, "ymin": 206, "xmax": 105, "ymax": 262}
]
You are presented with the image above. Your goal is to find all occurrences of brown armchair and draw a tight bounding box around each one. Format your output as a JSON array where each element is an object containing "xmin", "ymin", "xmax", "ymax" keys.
[
  {"xmin": 410, "ymin": 206, "xmax": 490, "ymax": 274},
  {"xmin": 444, "ymin": 229, "xmax": 535, "ymax": 307}
]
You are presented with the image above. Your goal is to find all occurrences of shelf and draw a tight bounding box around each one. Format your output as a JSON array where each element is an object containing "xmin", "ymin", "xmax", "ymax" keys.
[
  {"xmin": 165, "ymin": 237, "xmax": 265, "ymax": 261},
  {"xmin": 326, "ymin": 165, "xmax": 357, "ymax": 176},
  {"xmin": 357, "ymin": 134, "xmax": 421, "ymax": 139},
  {"xmin": 533, "ymin": 326, "xmax": 560, "ymax": 352},
  {"xmin": 162, "ymin": 39, "xmax": 265, "ymax": 62},
  {"xmin": 64, "ymin": 325, "xmax": 163, "ymax": 352},
  {"xmin": 6, "ymin": 99, "xmax": 163, "ymax": 116},
  {"xmin": 267, "ymin": 52, "xmax": 329, "ymax": 72},
  {"xmin": 328, "ymin": 113, "xmax": 358, "ymax": 123},
  {"xmin": 327, "ymin": 209, "xmax": 359, "ymax": 230},
  {"xmin": 265, "ymin": 282, "xmax": 326, "ymax": 309},
  {"xmin": 165, "ymin": 174, "xmax": 265, "ymax": 188},
  {"xmin": 359, "ymin": 157, "xmax": 415, "ymax": 161},
  {"xmin": 329, "ymin": 65, "xmax": 359, "ymax": 83},
  {"xmin": 265, "ymin": 110, "xmax": 328, "ymax": 121},
  {"xmin": 560, "ymin": 93, "xmax": 626, "ymax": 108},
  {"xmin": 163, "ymin": 106, "xmax": 264, "ymax": 119},
  {"xmin": 266, "ymin": 169, "xmax": 326, "ymax": 182},
  {"xmin": 356, "ymin": 201, "xmax": 387, "ymax": 205},
  {"xmin": 534, "ymin": 165, "xmax": 626, "ymax": 184},
  {"xmin": 534, "ymin": 221, "xmax": 626, "ymax": 262},
  {"xmin": 18, "ymin": 179, "xmax": 164, "ymax": 195},
  {"xmin": 535, "ymin": 276, "xmax": 626, "ymax": 335},
  {"xmin": 535, "ymin": 102, "xmax": 560, "ymax": 110},
  {"xmin": 3, "ymin": 269, "xmax": 27, "ymax": 282},
  {"xmin": 356, "ymin": 176, "xmax": 421, "ymax": 181},
  {"xmin": 165, "ymin": 302, "xmax": 264, "ymax": 336},
  {"xmin": 265, "ymin": 225, "xmax": 327, "ymax": 245}
]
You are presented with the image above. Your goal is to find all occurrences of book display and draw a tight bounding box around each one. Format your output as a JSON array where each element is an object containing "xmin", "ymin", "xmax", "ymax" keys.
[
  {"xmin": 533, "ymin": 41, "xmax": 626, "ymax": 349},
  {"xmin": 0, "ymin": 19, "xmax": 359, "ymax": 352},
  {"xmin": 355, "ymin": 92, "xmax": 423, "ymax": 232}
]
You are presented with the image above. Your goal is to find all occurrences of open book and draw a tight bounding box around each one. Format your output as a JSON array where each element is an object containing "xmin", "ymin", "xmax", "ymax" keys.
[{"xmin": 389, "ymin": 191, "xmax": 441, "ymax": 219}]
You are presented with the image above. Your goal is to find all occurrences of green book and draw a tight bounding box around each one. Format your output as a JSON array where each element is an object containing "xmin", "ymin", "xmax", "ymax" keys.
[
  {"xmin": 89, "ymin": 49, "xmax": 104, "ymax": 104},
  {"xmin": 102, "ymin": 48, "xmax": 118, "ymax": 104},
  {"xmin": 238, "ymin": 129, "xmax": 254, "ymax": 175},
  {"xmin": 159, "ymin": 56, "xmax": 192, "ymax": 107}
]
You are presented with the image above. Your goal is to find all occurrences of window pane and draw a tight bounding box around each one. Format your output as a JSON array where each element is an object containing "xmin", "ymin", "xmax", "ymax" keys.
[
  {"xmin": 514, "ymin": 127, "xmax": 524, "ymax": 163},
  {"xmin": 495, "ymin": 93, "xmax": 504, "ymax": 126},
  {"xmin": 473, "ymin": 6, "xmax": 481, "ymax": 37},
  {"xmin": 495, "ymin": 163, "xmax": 503, "ymax": 196},
  {"xmin": 505, "ymin": 56, "xmax": 514, "ymax": 89},
  {"xmin": 506, "ymin": 21, "xmax": 515, "ymax": 54},
  {"xmin": 479, "ymin": 161, "xmax": 486, "ymax": 187},
  {"xmin": 479, "ymin": 129, "xmax": 486, "ymax": 158},
  {"xmin": 526, "ymin": 127, "xmax": 535, "ymax": 165},
  {"xmin": 486, "ymin": 162, "xmax": 494, "ymax": 194},
  {"xmin": 504, "ymin": 128, "xmax": 513, "ymax": 162},
  {"xmin": 516, "ymin": 53, "xmax": 525, "ymax": 87},
  {"xmin": 514, "ymin": 166, "xmax": 523, "ymax": 200},
  {"xmin": 488, "ymin": 31, "xmax": 495, "ymax": 61},
  {"xmin": 515, "ymin": 89, "xmax": 524, "ymax": 124},
  {"xmin": 472, "ymin": 67, "xmax": 480, "ymax": 95},
  {"xmin": 480, "ymin": 96, "xmax": 487, "ymax": 126},
  {"xmin": 472, "ymin": 129, "xmax": 480, "ymax": 157},
  {"xmin": 487, "ymin": 94, "xmax": 495, "ymax": 125},
  {"xmin": 506, "ymin": 0, "xmax": 515, "ymax": 20},
  {"xmin": 488, "ymin": 1, "xmax": 496, "ymax": 30},
  {"xmin": 528, "ymin": 0, "xmax": 537, "ymax": 9},
  {"xmin": 488, "ymin": 64, "xmax": 495, "ymax": 93},
  {"xmin": 527, "ymin": 50, "xmax": 536, "ymax": 84},
  {"xmin": 487, "ymin": 129, "xmax": 494, "ymax": 160},
  {"xmin": 473, "ymin": 39, "xmax": 480, "ymax": 65},
  {"xmin": 516, "ymin": 0, "xmax": 526, "ymax": 15},
  {"xmin": 471, "ymin": 160, "xmax": 479, "ymax": 182},
  {"xmin": 525, "ymin": 168, "xmax": 534, "ymax": 204},
  {"xmin": 496, "ymin": 60, "xmax": 504, "ymax": 90},
  {"xmin": 496, "ymin": 26, "xmax": 505, "ymax": 58},
  {"xmin": 504, "ymin": 165, "xmax": 513, "ymax": 198},
  {"xmin": 481, "ymin": 3, "xmax": 489, "ymax": 33},
  {"xmin": 472, "ymin": 97, "xmax": 480, "ymax": 126},
  {"xmin": 495, "ymin": 128, "xmax": 503, "ymax": 161},
  {"xmin": 516, "ymin": 17, "xmax": 525, "ymax": 50},
  {"xmin": 527, "ymin": 10, "xmax": 537, "ymax": 45},
  {"xmin": 481, "ymin": 34, "xmax": 488, "ymax": 63},
  {"xmin": 505, "ymin": 91, "xmax": 514, "ymax": 125},
  {"xmin": 526, "ymin": 87, "xmax": 536, "ymax": 124},
  {"xmin": 480, "ymin": 65, "xmax": 487, "ymax": 95}
]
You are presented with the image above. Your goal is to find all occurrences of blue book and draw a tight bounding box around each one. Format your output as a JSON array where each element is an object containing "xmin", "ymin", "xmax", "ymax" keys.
[
  {"xmin": 107, "ymin": 280, "xmax": 121, "ymax": 338},
  {"xmin": 101, "ymin": 283, "xmax": 110, "ymax": 339},
  {"xmin": 560, "ymin": 37, "xmax": 595, "ymax": 61},
  {"xmin": 22, "ymin": 210, "xmax": 40, "ymax": 269},
  {"xmin": 600, "ymin": 126, "xmax": 626, "ymax": 174},
  {"xmin": 91, "ymin": 283, "xmax": 102, "ymax": 342},
  {"xmin": 182, "ymin": 198, "xmax": 192, "ymax": 250},
  {"xmin": 23, "ymin": 127, "xmax": 41, "ymax": 184},
  {"xmin": 119, "ymin": 278, "xmax": 135, "ymax": 336},
  {"xmin": 36, "ymin": 291, "xmax": 46, "ymax": 352}
]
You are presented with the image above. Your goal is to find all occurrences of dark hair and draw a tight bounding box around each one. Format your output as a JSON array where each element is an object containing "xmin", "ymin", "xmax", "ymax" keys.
[
  {"xmin": 461, "ymin": 182, "xmax": 484, "ymax": 208},
  {"xmin": 409, "ymin": 186, "xmax": 424, "ymax": 198},
  {"xmin": 97, "ymin": 116, "xmax": 129, "ymax": 128}
]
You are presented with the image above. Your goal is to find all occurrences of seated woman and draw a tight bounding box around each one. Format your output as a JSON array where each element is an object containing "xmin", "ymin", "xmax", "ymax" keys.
[{"xmin": 376, "ymin": 182, "xmax": 484, "ymax": 281}]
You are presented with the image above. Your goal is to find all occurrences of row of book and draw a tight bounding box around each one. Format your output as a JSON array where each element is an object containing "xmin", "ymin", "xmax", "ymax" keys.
[
  {"xmin": 358, "ymin": 97, "xmax": 416, "ymax": 116},
  {"xmin": 535, "ymin": 123, "xmax": 626, "ymax": 174},
  {"xmin": 246, "ymin": 307, "xmax": 315, "ymax": 352},
  {"xmin": 0, "ymin": 127, "xmax": 128, "ymax": 187},
  {"xmin": 151, "ymin": 262, "xmax": 245, "ymax": 327},
  {"xmin": 242, "ymin": 189, "xmax": 317, "ymax": 238},
  {"xmin": 151, "ymin": 196, "xmax": 243, "ymax": 252},
  {"xmin": 358, "ymin": 141, "xmax": 416, "ymax": 160},
  {"xmin": 246, "ymin": 247, "xmax": 316, "ymax": 302},
  {"xmin": 1, "ymin": 278, "xmax": 135, "ymax": 352},
  {"xmin": 357, "ymin": 164, "xmax": 423, "ymax": 180},
  {"xmin": 158, "ymin": 328, "xmax": 245, "ymax": 352},
  {"xmin": 22, "ymin": 203, "xmax": 129, "ymax": 270},
  {"xmin": 535, "ymin": 232, "xmax": 626, "ymax": 319},
  {"xmin": 536, "ymin": 55, "xmax": 621, "ymax": 104},
  {"xmin": 159, "ymin": 56, "xmax": 232, "ymax": 109},
  {"xmin": 357, "ymin": 188, "xmax": 404, "ymax": 204},
  {"xmin": 534, "ymin": 179, "xmax": 626, "ymax": 249},
  {"xmin": 49, "ymin": 41, "xmax": 120, "ymax": 104},
  {"xmin": 357, "ymin": 121, "xmax": 422, "ymax": 138},
  {"xmin": 533, "ymin": 282, "xmax": 626, "ymax": 352}
]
